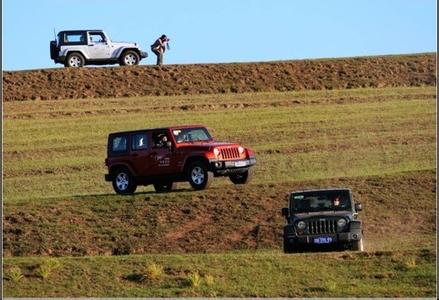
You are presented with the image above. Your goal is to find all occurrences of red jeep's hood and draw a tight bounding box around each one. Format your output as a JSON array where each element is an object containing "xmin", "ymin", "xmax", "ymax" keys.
[{"xmin": 176, "ymin": 141, "xmax": 239, "ymax": 148}]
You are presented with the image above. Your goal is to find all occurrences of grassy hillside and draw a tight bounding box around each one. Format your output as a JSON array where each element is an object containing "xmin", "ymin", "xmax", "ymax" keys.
[
  {"xmin": 3, "ymin": 86, "xmax": 435, "ymax": 203},
  {"xmin": 3, "ymin": 85, "xmax": 436, "ymax": 297}
]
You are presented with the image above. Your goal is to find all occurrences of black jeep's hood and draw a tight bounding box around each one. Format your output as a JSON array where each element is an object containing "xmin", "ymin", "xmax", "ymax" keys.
[{"xmin": 293, "ymin": 210, "xmax": 354, "ymax": 219}]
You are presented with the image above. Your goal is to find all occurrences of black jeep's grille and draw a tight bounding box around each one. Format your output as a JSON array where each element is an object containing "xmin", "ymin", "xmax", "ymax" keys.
[
  {"xmin": 306, "ymin": 219, "xmax": 337, "ymax": 234},
  {"xmin": 219, "ymin": 147, "xmax": 240, "ymax": 160}
]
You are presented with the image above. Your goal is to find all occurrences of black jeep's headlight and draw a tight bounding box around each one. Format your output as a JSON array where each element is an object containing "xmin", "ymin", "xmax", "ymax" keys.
[
  {"xmin": 297, "ymin": 221, "xmax": 306, "ymax": 230},
  {"xmin": 337, "ymin": 218, "xmax": 347, "ymax": 228}
]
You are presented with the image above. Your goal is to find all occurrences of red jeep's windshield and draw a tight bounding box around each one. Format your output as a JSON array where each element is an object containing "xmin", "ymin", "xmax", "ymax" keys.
[{"xmin": 172, "ymin": 127, "xmax": 212, "ymax": 143}]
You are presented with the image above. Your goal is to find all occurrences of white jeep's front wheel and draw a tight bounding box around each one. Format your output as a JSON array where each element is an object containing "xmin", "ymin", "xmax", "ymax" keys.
[{"xmin": 120, "ymin": 50, "xmax": 140, "ymax": 66}]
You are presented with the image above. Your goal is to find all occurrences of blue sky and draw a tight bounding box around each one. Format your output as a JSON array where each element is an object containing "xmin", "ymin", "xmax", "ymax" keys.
[{"xmin": 3, "ymin": 0, "xmax": 437, "ymax": 70}]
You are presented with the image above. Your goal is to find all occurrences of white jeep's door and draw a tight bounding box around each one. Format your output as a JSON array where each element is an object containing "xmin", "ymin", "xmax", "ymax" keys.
[{"xmin": 86, "ymin": 32, "xmax": 111, "ymax": 59}]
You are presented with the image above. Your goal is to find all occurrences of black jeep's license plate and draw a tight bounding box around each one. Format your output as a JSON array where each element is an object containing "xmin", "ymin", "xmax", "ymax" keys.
[{"xmin": 313, "ymin": 237, "xmax": 333, "ymax": 244}]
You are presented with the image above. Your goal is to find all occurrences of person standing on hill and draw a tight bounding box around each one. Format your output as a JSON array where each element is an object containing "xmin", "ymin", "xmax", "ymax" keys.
[{"xmin": 151, "ymin": 34, "xmax": 170, "ymax": 66}]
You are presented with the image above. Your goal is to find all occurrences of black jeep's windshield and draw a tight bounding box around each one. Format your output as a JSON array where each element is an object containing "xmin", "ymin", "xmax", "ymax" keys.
[
  {"xmin": 291, "ymin": 190, "xmax": 352, "ymax": 213},
  {"xmin": 172, "ymin": 127, "xmax": 212, "ymax": 143}
]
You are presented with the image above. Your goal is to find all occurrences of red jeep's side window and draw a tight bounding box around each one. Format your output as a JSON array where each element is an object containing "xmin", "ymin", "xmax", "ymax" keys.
[
  {"xmin": 112, "ymin": 135, "xmax": 127, "ymax": 153},
  {"xmin": 132, "ymin": 133, "xmax": 148, "ymax": 150}
]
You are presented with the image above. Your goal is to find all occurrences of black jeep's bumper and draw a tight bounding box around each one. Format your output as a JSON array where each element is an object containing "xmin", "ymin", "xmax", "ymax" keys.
[
  {"xmin": 284, "ymin": 231, "xmax": 362, "ymax": 246},
  {"xmin": 208, "ymin": 157, "xmax": 256, "ymax": 176},
  {"xmin": 284, "ymin": 223, "xmax": 362, "ymax": 247},
  {"xmin": 140, "ymin": 51, "xmax": 148, "ymax": 58}
]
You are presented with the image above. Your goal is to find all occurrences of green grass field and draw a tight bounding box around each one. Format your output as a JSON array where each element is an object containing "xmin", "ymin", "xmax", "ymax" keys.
[
  {"xmin": 3, "ymin": 249, "xmax": 436, "ymax": 297},
  {"xmin": 3, "ymin": 86, "xmax": 436, "ymax": 297},
  {"xmin": 3, "ymin": 86, "xmax": 435, "ymax": 203}
]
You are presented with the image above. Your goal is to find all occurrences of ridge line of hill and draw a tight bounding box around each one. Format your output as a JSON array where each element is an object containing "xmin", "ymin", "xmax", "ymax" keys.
[{"xmin": 3, "ymin": 53, "xmax": 436, "ymax": 101}]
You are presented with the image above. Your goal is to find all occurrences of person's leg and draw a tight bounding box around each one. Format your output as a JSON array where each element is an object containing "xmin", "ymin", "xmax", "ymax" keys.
[
  {"xmin": 152, "ymin": 49, "xmax": 160, "ymax": 65},
  {"xmin": 158, "ymin": 50, "xmax": 163, "ymax": 65}
]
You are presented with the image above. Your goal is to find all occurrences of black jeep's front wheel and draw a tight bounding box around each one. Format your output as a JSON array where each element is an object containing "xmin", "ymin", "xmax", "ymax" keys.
[
  {"xmin": 283, "ymin": 239, "xmax": 294, "ymax": 254},
  {"xmin": 153, "ymin": 182, "xmax": 176, "ymax": 193},
  {"xmin": 229, "ymin": 168, "xmax": 254, "ymax": 184},
  {"xmin": 65, "ymin": 52, "xmax": 85, "ymax": 67},
  {"xmin": 119, "ymin": 50, "xmax": 140, "ymax": 66},
  {"xmin": 351, "ymin": 238, "xmax": 364, "ymax": 251},
  {"xmin": 112, "ymin": 168, "xmax": 137, "ymax": 195},
  {"xmin": 187, "ymin": 161, "xmax": 211, "ymax": 190}
]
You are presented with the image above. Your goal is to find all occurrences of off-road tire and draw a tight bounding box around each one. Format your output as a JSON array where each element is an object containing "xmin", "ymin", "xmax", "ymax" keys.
[
  {"xmin": 153, "ymin": 182, "xmax": 177, "ymax": 193},
  {"xmin": 351, "ymin": 238, "xmax": 364, "ymax": 251},
  {"xmin": 65, "ymin": 52, "xmax": 85, "ymax": 67},
  {"xmin": 112, "ymin": 167, "xmax": 137, "ymax": 194},
  {"xmin": 119, "ymin": 50, "xmax": 140, "ymax": 66},
  {"xmin": 187, "ymin": 161, "xmax": 211, "ymax": 190},
  {"xmin": 229, "ymin": 168, "xmax": 254, "ymax": 184},
  {"xmin": 283, "ymin": 239, "xmax": 294, "ymax": 253}
]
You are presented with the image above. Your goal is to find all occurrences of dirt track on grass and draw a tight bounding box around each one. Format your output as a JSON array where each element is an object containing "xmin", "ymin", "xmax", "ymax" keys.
[{"xmin": 3, "ymin": 53, "xmax": 436, "ymax": 101}]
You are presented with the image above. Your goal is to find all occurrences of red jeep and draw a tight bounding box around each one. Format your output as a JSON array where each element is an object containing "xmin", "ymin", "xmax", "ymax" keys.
[{"xmin": 105, "ymin": 125, "xmax": 256, "ymax": 194}]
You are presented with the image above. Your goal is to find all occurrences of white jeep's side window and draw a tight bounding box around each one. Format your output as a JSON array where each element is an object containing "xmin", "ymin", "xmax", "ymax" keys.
[
  {"xmin": 89, "ymin": 33, "xmax": 106, "ymax": 43},
  {"xmin": 65, "ymin": 33, "xmax": 86, "ymax": 43}
]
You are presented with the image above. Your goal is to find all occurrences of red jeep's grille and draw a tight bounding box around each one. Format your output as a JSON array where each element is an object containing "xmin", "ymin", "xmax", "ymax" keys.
[{"xmin": 219, "ymin": 147, "xmax": 241, "ymax": 160}]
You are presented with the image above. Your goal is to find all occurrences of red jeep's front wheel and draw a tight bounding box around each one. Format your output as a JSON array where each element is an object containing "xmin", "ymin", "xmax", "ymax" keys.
[
  {"xmin": 229, "ymin": 168, "xmax": 254, "ymax": 184},
  {"xmin": 187, "ymin": 161, "xmax": 211, "ymax": 190}
]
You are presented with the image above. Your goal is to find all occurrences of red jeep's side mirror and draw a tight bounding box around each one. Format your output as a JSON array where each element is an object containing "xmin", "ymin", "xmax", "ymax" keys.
[{"xmin": 281, "ymin": 207, "xmax": 289, "ymax": 217}]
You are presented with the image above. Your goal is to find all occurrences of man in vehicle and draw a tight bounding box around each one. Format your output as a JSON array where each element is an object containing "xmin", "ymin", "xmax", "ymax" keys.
[{"xmin": 151, "ymin": 34, "xmax": 170, "ymax": 65}]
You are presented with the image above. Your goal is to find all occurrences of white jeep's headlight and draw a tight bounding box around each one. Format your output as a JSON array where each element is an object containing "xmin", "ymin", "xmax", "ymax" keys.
[
  {"xmin": 213, "ymin": 148, "xmax": 220, "ymax": 156},
  {"xmin": 337, "ymin": 218, "xmax": 347, "ymax": 228},
  {"xmin": 297, "ymin": 221, "xmax": 306, "ymax": 230},
  {"xmin": 238, "ymin": 146, "xmax": 245, "ymax": 154}
]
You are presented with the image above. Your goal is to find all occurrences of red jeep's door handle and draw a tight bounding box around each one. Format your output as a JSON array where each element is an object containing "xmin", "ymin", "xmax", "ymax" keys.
[{"xmin": 132, "ymin": 153, "xmax": 139, "ymax": 157}]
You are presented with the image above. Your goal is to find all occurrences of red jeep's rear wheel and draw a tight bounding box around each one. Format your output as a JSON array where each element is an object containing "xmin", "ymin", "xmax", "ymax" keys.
[
  {"xmin": 112, "ymin": 168, "xmax": 137, "ymax": 194},
  {"xmin": 187, "ymin": 161, "xmax": 211, "ymax": 190}
]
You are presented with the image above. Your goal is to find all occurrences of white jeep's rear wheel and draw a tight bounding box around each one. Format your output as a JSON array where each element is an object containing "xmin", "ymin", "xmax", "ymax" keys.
[
  {"xmin": 120, "ymin": 50, "xmax": 140, "ymax": 66},
  {"xmin": 65, "ymin": 53, "xmax": 85, "ymax": 67}
]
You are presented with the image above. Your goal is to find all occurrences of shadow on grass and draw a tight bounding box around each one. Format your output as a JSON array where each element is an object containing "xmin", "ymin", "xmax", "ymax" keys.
[{"xmin": 71, "ymin": 187, "xmax": 194, "ymax": 201}]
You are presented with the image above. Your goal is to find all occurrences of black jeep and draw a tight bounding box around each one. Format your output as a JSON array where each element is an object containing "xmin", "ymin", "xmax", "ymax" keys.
[{"xmin": 281, "ymin": 188, "xmax": 363, "ymax": 253}]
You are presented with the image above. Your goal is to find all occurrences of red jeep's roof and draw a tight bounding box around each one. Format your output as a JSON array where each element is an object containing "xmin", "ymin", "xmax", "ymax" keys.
[{"xmin": 109, "ymin": 125, "xmax": 206, "ymax": 136}]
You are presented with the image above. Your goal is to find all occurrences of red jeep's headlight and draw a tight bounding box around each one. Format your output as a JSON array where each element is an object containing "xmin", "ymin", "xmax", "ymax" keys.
[
  {"xmin": 238, "ymin": 146, "xmax": 244, "ymax": 154},
  {"xmin": 246, "ymin": 148, "xmax": 255, "ymax": 157},
  {"xmin": 213, "ymin": 148, "xmax": 220, "ymax": 157}
]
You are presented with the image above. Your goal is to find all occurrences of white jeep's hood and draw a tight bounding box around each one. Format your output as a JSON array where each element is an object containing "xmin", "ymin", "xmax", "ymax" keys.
[{"xmin": 112, "ymin": 41, "xmax": 139, "ymax": 48}]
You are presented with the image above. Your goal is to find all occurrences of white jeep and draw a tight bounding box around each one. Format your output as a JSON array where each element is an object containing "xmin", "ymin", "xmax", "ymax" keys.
[{"xmin": 50, "ymin": 30, "xmax": 148, "ymax": 67}]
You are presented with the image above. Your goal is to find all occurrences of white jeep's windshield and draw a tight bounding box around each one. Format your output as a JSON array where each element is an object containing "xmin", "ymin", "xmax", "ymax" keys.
[
  {"xmin": 291, "ymin": 190, "xmax": 351, "ymax": 213},
  {"xmin": 172, "ymin": 127, "xmax": 212, "ymax": 143}
]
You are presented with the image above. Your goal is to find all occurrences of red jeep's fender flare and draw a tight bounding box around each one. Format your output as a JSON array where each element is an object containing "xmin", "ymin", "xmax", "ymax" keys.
[
  {"xmin": 182, "ymin": 155, "xmax": 210, "ymax": 173},
  {"xmin": 109, "ymin": 163, "xmax": 136, "ymax": 178}
]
